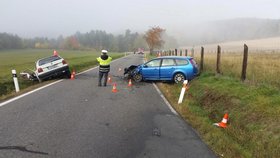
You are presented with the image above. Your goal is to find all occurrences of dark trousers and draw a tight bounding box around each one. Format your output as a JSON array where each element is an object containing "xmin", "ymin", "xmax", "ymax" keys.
[{"xmin": 98, "ymin": 72, "xmax": 108, "ymax": 86}]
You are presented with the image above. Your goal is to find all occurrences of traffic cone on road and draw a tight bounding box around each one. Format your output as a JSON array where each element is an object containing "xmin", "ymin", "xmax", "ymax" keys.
[
  {"xmin": 128, "ymin": 79, "xmax": 132, "ymax": 87},
  {"xmin": 213, "ymin": 113, "xmax": 229, "ymax": 128},
  {"xmin": 71, "ymin": 70, "xmax": 76, "ymax": 80},
  {"xmin": 112, "ymin": 83, "xmax": 118, "ymax": 93}
]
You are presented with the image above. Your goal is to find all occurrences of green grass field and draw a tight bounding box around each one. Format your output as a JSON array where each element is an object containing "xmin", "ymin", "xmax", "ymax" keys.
[{"xmin": 0, "ymin": 49, "xmax": 123, "ymax": 98}]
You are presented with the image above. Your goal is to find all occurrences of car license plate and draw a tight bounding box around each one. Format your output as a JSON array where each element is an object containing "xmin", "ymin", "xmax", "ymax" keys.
[{"xmin": 48, "ymin": 65, "xmax": 57, "ymax": 70}]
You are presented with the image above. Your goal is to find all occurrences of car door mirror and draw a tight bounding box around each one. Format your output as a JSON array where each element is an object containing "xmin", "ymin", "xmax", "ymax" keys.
[{"xmin": 143, "ymin": 65, "xmax": 148, "ymax": 68}]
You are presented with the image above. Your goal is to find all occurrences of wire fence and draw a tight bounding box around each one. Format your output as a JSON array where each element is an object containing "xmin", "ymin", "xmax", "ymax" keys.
[{"xmin": 156, "ymin": 44, "xmax": 280, "ymax": 88}]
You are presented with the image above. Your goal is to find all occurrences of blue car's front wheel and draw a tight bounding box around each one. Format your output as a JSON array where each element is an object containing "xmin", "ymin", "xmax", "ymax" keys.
[
  {"xmin": 174, "ymin": 73, "xmax": 185, "ymax": 83},
  {"xmin": 133, "ymin": 73, "xmax": 143, "ymax": 82}
]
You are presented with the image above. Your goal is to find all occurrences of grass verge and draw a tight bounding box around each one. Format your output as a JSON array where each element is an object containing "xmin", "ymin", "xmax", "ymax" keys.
[{"xmin": 157, "ymin": 73, "xmax": 280, "ymax": 157}]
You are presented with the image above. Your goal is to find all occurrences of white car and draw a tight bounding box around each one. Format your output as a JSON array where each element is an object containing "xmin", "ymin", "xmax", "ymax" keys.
[{"xmin": 35, "ymin": 55, "xmax": 70, "ymax": 82}]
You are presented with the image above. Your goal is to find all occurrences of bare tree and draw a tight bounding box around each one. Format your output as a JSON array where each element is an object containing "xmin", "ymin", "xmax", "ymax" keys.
[{"xmin": 144, "ymin": 26, "xmax": 165, "ymax": 54}]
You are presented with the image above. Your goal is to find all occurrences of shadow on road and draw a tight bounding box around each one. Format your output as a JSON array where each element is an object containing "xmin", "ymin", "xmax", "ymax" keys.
[{"xmin": 0, "ymin": 146, "xmax": 48, "ymax": 155}]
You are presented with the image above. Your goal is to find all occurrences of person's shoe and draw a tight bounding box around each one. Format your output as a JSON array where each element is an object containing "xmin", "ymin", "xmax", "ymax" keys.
[
  {"xmin": 98, "ymin": 84, "xmax": 101, "ymax": 87},
  {"xmin": 103, "ymin": 84, "xmax": 107, "ymax": 87}
]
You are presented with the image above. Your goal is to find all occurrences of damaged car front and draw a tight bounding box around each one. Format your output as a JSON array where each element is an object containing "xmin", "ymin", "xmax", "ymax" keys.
[{"xmin": 123, "ymin": 65, "xmax": 142, "ymax": 82}]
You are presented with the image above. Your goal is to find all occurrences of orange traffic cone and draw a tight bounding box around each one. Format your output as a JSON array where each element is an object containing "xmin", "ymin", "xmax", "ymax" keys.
[
  {"xmin": 71, "ymin": 70, "xmax": 76, "ymax": 80},
  {"xmin": 107, "ymin": 75, "xmax": 112, "ymax": 83},
  {"xmin": 53, "ymin": 50, "xmax": 58, "ymax": 56},
  {"xmin": 213, "ymin": 113, "xmax": 229, "ymax": 128},
  {"xmin": 112, "ymin": 83, "xmax": 118, "ymax": 93},
  {"xmin": 128, "ymin": 79, "xmax": 132, "ymax": 87}
]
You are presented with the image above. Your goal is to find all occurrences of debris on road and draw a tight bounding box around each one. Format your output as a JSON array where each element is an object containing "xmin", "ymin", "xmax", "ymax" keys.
[{"xmin": 152, "ymin": 128, "xmax": 161, "ymax": 137}]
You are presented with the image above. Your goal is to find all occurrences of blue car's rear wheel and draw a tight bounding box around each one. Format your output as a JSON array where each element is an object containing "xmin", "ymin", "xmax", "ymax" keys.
[
  {"xmin": 133, "ymin": 73, "xmax": 143, "ymax": 82},
  {"xmin": 174, "ymin": 73, "xmax": 185, "ymax": 83}
]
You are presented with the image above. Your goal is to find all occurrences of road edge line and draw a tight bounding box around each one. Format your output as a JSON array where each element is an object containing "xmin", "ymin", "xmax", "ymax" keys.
[
  {"xmin": 142, "ymin": 56, "xmax": 177, "ymax": 115},
  {"xmin": 152, "ymin": 83, "xmax": 178, "ymax": 115},
  {"xmin": 0, "ymin": 80, "xmax": 63, "ymax": 107}
]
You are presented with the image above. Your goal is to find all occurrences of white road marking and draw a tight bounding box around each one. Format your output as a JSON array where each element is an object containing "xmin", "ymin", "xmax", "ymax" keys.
[
  {"xmin": 152, "ymin": 83, "xmax": 178, "ymax": 115},
  {"xmin": 0, "ymin": 55, "xmax": 128, "ymax": 107},
  {"xmin": 76, "ymin": 66, "xmax": 98, "ymax": 75},
  {"xmin": 0, "ymin": 80, "xmax": 63, "ymax": 107}
]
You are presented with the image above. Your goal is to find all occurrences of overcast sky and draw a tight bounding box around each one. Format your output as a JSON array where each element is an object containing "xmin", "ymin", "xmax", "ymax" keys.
[{"xmin": 1, "ymin": 0, "xmax": 280, "ymax": 38}]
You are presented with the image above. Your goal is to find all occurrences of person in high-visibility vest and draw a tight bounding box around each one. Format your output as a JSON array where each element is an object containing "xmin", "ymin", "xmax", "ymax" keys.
[{"xmin": 97, "ymin": 50, "xmax": 112, "ymax": 87}]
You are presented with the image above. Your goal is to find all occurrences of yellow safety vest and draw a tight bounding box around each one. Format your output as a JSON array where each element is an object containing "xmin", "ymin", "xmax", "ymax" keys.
[
  {"xmin": 97, "ymin": 56, "xmax": 112, "ymax": 72},
  {"xmin": 97, "ymin": 57, "xmax": 112, "ymax": 66}
]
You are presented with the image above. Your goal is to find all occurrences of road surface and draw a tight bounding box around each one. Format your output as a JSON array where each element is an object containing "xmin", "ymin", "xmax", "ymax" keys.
[{"xmin": 0, "ymin": 54, "xmax": 216, "ymax": 158}]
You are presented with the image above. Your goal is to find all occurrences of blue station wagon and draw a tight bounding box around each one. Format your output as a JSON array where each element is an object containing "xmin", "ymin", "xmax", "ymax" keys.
[{"xmin": 124, "ymin": 56, "xmax": 198, "ymax": 83}]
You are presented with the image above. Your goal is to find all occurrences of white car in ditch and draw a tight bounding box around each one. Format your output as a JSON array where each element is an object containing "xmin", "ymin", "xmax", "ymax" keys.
[
  {"xmin": 21, "ymin": 55, "xmax": 71, "ymax": 82},
  {"xmin": 35, "ymin": 55, "xmax": 71, "ymax": 81}
]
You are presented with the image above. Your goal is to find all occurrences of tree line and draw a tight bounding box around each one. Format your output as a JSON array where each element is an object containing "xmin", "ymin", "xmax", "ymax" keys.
[{"xmin": 0, "ymin": 27, "xmax": 177, "ymax": 52}]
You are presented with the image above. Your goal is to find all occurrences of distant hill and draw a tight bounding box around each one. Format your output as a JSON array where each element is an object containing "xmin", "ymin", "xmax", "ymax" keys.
[
  {"xmin": 182, "ymin": 36, "xmax": 280, "ymax": 53},
  {"xmin": 180, "ymin": 18, "xmax": 280, "ymax": 45}
]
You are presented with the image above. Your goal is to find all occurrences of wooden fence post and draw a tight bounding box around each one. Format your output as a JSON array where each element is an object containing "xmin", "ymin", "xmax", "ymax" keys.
[
  {"xmin": 200, "ymin": 47, "xmax": 204, "ymax": 72},
  {"xmin": 169, "ymin": 50, "xmax": 171, "ymax": 56},
  {"xmin": 175, "ymin": 49, "xmax": 178, "ymax": 56},
  {"xmin": 216, "ymin": 45, "xmax": 221, "ymax": 74},
  {"xmin": 241, "ymin": 44, "xmax": 248, "ymax": 81},
  {"xmin": 191, "ymin": 48, "xmax": 194, "ymax": 57},
  {"xmin": 180, "ymin": 50, "xmax": 182, "ymax": 56},
  {"xmin": 185, "ymin": 49, "xmax": 188, "ymax": 56}
]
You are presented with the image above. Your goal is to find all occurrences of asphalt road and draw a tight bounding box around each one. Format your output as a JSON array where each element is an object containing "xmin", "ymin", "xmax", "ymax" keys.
[{"xmin": 0, "ymin": 54, "xmax": 216, "ymax": 158}]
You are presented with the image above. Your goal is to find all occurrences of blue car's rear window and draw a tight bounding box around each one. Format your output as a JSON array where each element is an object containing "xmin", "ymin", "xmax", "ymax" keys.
[{"xmin": 175, "ymin": 59, "xmax": 189, "ymax": 65}]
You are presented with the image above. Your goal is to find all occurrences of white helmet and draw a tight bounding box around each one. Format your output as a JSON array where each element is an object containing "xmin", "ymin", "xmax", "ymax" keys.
[{"xmin": 101, "ymin": 50, "xmax": 108, "ymax": 54}]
